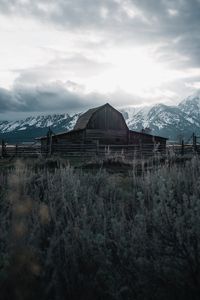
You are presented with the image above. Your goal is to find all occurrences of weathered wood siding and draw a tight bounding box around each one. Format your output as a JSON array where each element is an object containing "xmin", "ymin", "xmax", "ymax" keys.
[
  {"xmin": 129, "ymin": 131, "xmax": 152, "ymax": 145},
  {"xmin": 129, "ymin": 130, "xmax": 166, "ymax": 151},
  {"xmin": 54, "ymin": 131, "xmax": 85, "ymax": 144},
  {"xmin": 84, "ymin": 105, "xmax": 128, "ymax": 144},
  {"xmin": 41, "ymin": 130, "xmax": 85, "ymax": 146},
  {"xmin": 85, "ymin": 129, "xmax": 128, "ymax": 144},
  {"xmin": 88, "ymin": 105, "xmax": 128, "ymax": 130}
]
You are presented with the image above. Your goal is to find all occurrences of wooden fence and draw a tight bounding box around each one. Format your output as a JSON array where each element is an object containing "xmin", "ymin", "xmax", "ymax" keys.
[
  {"xmin": 0, "ymin": 142, "xmax": 165, "ymax": 158},
  {"xmin": 50, "ymin": 143, "xmax": 166, "ymax": 158},
  {"xmin": 167, "ymin": 144, "xmax": 200, "ymax": 155},
  {"xmin": 1, "ymin": 141, "xmax": 200, "ymax": 159},
  {"xmin": 0, "ymin": 144, "xmax": 45, "ymax": 158}
]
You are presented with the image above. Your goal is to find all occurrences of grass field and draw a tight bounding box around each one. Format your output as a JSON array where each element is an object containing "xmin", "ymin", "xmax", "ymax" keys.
[{"xmin": 1, "ymin": 156, "xmax": 200, "ymax": 300}]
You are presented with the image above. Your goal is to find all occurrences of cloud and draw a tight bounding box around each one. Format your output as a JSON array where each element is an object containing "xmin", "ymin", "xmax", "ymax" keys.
[
  {"xmin": 130, "ymin": 0, "xmax": 200, "ymax": 67},
  {"xmin": 14, "ymin": 54, "xmax": 113, "ymax": 87},
  {"xmin": 1, "ymin": 0, "xmax": 200, "ymax": 68},
  {"xmin": 0, "ymin": 80, "xmax": 148, "ymax": 120},
  {"xmin": 1, "ymin": 0, "xmax": 199, "ymax": 35},
  {"xmin": 0, "ymin": 0, "xmax": 200, "ymax": 117},
  {"xmin": 0, "ymin": 88, "xmax": 17, "ymax": 111},
  {"xmin": 0, "ymin": 83, "xmax": 100, "ymax": 114}
]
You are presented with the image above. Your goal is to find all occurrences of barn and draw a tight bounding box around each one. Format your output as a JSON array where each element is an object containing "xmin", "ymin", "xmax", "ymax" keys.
[{"xmin": 39, "ymin": 103, "xmax": 167, "ymax": 150}]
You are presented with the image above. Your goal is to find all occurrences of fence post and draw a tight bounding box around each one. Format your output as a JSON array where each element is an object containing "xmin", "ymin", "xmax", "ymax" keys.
[
  {"xmin": 96, "ymin": 140, "xmax": 99, "ymax": 156},
  {"xmin": 15, "ymin": 144, "xmax": 18, "ymax": 157},
  {"xmin": 47, "ymin": 127, "xmax": 53, "ymax": 157},
  {"xmin": 139, "ymin": 139, "xmax": 142, "ymax": 159},
  {"xmin": 1, "ymin": 139, "xmax": 6, "ymax": 158},
  {"xmin": 193, "ymin": 133, "xmax": 197, "ymax": 152},
  {"xmin": 49, "ymin": 133, "xmax": 53, "ymax": 156},
  {"xmin": 181, "ymin": 140, "xmax": 184, "ymax": 156}
]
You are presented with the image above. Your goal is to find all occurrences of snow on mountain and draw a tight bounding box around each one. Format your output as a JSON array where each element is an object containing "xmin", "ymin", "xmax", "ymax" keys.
[
  {"xmin": 0, "ymin": 113, "xmax": 79, "ymax": 133},
  {"xmin": 120, "ymin": 93, "xmax": 200, "ymax": 140},
  {"xmin": 0, "ymin": 113, "xmax": 79, "ymax": 143},
  {"xmin": 125, "ymin": 105, "xmax": 153, "ymax": 128},
  {"xmin": 120, "ymin": 105, "xmax": 146, "ymax": 121},
  {"xmin": 178, "ymin": 93, "xmax": 200, "ymax": 126}
]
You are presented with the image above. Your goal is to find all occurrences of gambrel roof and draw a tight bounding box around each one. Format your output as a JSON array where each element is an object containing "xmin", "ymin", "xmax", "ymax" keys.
[{"xmin": 74, "ymin": 103, "xmax": 114, "ymax": 130}]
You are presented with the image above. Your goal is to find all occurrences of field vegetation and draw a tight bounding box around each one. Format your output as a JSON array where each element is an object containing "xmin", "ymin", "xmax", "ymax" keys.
[{"xmin": 0, "ymin": 156, "xmax": 200, "ymax": 300}]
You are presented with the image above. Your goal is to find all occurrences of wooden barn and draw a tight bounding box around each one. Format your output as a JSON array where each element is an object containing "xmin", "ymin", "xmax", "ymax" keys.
[{"xmin": 39, "ymin": 103, "xmax": 167, "ymax": 150}]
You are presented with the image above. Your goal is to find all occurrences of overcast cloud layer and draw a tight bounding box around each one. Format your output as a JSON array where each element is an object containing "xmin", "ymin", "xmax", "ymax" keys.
[{"xmin": 0, "ymin": 0, "xmax": 200, "ymax": 119}]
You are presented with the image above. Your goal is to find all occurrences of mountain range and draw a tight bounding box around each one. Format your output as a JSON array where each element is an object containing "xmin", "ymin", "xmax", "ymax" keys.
[{"xmin": 1, "ymin": 93, "xmax": 200, "ymax": 143}]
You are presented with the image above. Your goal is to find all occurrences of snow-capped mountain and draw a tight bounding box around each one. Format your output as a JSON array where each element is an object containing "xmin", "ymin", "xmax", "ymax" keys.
[
  {"xmin": 123, "ymin": 93, "xmax": 200, "ymax": 140},
  {"xmin": 178, "ymin": 94, "xmax": 200, "ymax": 127},
  {"xmin": 120, "ymin": 105, "xmax": 146, "ymax": 121},
  {"xmin": 1, "ymin": 93, "xmax": 200, "ymax": 143},
  {"xmin": 0, "ymin": 114, "xmax": 78, "ymax": 133},
  {"xmin": 0, "ymin": 113, "xmax": 79, "ymax": 143}
]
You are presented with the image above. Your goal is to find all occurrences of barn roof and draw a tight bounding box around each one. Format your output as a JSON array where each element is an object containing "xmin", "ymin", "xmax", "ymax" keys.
[
  {"xmin": 74, "ymin": 103, "xmax": 111, "ymax": 130},
  {"xmin": 36, "ymin": 128, "xmax": 84, "ymax": 140},
  {"xmin": 129, "ymin": 130, "xmax": 168, "ymax": 140}
]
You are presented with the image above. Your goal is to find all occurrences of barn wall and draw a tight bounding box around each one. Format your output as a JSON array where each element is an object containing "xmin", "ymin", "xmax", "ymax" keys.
[
  {"xmin": 129, "ymin": 131, "xmax": 154, "ymax": 145},
  {"xmin": 85, "ymin": 129, "xmax": 128, "ymax": 144},
  {"xmin": 129, "ymin": 131, "xmax": 167, "ymax": 150},
  {"xmin": 88, "ymin": 105, "xmax": 127, "ymax": 130},
  {"xmin": 53, "ymin": 131, "xmax": 85, "ymax": 144},
  {"xmin": 41, "ymin": 131, "xmax": 85, "ymax": 145}
]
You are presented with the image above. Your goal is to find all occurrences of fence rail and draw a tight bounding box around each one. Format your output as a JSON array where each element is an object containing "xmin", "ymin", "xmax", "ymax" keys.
[{"xmin": 1, "ymin": 142, "xmax": 200, "ymax": 159}]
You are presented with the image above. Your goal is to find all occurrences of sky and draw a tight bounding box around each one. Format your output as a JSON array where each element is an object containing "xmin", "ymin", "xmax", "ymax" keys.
[{"xmin": 0, "ymin": 0, "xmax": 200, "ymax": 119}]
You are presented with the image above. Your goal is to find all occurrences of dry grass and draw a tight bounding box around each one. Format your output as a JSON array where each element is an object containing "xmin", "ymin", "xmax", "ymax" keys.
[{"xmin": 0, "ymin": 156, "xmax": 200, "ymax": 300}]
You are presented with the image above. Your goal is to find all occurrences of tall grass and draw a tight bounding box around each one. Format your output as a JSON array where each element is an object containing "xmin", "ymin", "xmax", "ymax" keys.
[{"xmin": 1, "ymin": 157, "xmax": 200, "ymax": 300}]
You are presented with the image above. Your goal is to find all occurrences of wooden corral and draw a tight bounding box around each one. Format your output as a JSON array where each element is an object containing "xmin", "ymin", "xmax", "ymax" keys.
[{"xmin": 38, "ymin": 103, "xmax": 167, "ymax": 152}]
